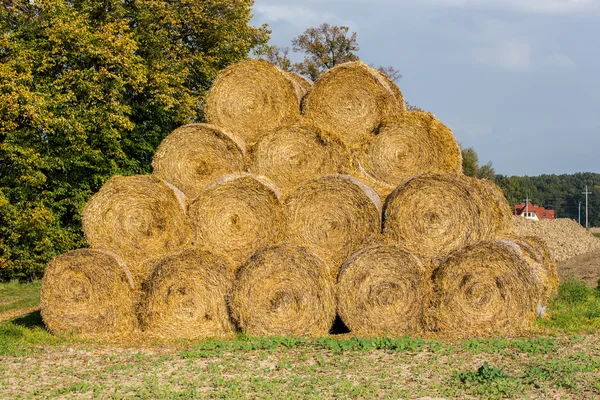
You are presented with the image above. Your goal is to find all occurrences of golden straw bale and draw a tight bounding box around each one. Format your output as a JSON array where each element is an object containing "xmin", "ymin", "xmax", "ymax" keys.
[
  {"xmin": 40, "ymin": 249, "xmax": 137, "ymax": 337},
  {"xmin": 383, "ymin": 173, "xmax": 501, "ymax": 267},
  {"xmin": 355, "ymin": 111, "xmax": 462, "ymax": 198},
  {"xmin": 188, "ymin": 174, "xmax": 286, "ymax": 270},
  {"xmin": 152, "ymin": 123, "xmax": 246, "ymax": 200},
  {"xmin": 427, "ymin": 239, "xmax": 538, "ymax": 337},
  {"xmin": 82, "ymin": 175, "xmax": 193, "ymax": 286},
  {"xmin": 248, "ymin": 121, "xmax": 352, "ymax": 195},
  {"xmin": 337, "ymin": 245, "xmax": 429, "ymax": 335},
  {"xmin": 230, "ymin": 244, "xmax": 336, "ymax": 336},
  {"xmin": 502, "ymin": 236, "xmax": 559, "ymax": 308},
  {"xmin": 287, "ymin": 72, "xmax": 313, "ymax": 100},
  {"xmin": 204, "ymin": 59, "xmax": 301, "ymax": 145},
  {"xmin": 472, "ymin": 178, "xmax": 514, "ymax": 237},
  {"xmin": 302, "ymin": 61, "xmax": 402, "ymax": 148},
  {"xmin": 137, "ymin": 249, "xmax": 235, "ymax": 339},
  {"xmin": 373, "ymin": 69, "xmax": 406, "ymax": 111},
  {"xmin": 285, "ymin": 174, "xmax": 382, "ymax": 279}
]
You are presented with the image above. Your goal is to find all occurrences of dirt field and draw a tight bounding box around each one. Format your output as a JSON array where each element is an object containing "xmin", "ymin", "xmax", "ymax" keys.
[{"xmin": 558, "ymin": 249, "xmax": 600, "ymax": 287}]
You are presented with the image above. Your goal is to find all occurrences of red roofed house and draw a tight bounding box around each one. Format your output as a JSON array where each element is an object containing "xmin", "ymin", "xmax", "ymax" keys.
[{"xmin": 514, "ymin": 202, "xmax": 555, "ymax": 220}]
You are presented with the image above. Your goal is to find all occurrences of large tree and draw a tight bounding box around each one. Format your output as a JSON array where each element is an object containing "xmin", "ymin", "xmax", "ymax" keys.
[
  {"xmin": 255, "ymin": 23, "xmax": 401, "ymax": 82},
  {"xmin": 0, "ymin": 0, "xmax": 268, "ymax": 279},
  {"xmin": 460, "ymin": 146, "xmax": 496, "ymax": 181}
]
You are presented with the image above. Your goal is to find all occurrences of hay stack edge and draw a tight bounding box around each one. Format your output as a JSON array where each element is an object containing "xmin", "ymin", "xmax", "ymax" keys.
[{"xmin": 41, "ymin": 59, "xmax": 556, "ymax": 339}]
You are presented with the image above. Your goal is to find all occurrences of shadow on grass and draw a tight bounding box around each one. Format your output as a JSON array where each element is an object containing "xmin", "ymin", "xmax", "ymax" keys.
[{"xmin": 12, "ymin": 310, "xmax": 46, "ymax": 330}]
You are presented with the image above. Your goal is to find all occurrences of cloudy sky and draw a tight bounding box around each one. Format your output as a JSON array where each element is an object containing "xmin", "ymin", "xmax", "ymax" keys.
[{"xmin": 251, "ymin": 0, "xmax": 600, "ymax": 176}]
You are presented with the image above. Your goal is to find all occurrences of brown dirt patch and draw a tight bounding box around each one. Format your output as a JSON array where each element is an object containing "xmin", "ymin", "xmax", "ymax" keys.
[{"xmin": 557, "ymin": 249, "xmax": 600, "ymax": 287}]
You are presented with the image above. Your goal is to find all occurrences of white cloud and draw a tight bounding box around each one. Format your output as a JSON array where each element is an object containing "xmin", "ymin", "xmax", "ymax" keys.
[
  {"xmin": 473, "ymin": 40, "xmax": 533, "ymax": 70},
  {"xmin": 544, "ymin": 53, "xmax": 576, "ymax": 67},
  {"xmin": 256, "ymin": 0, "xmax": 600, "ymax": 15},
  {"xmin": 254, "ymin": 5, "xmax": 350, "ymax": 27}
]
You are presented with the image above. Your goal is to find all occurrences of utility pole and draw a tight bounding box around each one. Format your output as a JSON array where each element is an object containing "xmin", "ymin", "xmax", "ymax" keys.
[
  {"xmin": 523, "ymin": 194, "xmax": 529, "ymax": 217},
  {"xmin": 583, "ymin": 186, "xmax": 592, "ymax": 229}
]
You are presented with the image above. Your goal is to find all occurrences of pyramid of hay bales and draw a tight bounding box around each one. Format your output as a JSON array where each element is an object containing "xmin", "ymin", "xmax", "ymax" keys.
[{"xmin": 41, "ymin": 58, "xmax": 557, "ymax": 340}]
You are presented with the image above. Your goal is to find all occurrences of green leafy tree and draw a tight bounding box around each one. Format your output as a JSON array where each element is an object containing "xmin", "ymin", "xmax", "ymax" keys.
[
  {"xmin": 0, "ymin": 0, "xmax": 268, "ymax": 280},
  {"xmin": 255, "ymin": 23, "xmax": 401, "ymax": 83},
  {"xmin": 460, "ymin": 146, "xmax": 496, "ymax": 180}
]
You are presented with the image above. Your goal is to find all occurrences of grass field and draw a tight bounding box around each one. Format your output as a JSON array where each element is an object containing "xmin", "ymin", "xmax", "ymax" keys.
[
  {"xmin": 594, "ymin": 232, "xmax": 600, "ymax": 238},
  {"xmin": 1, "ymin": 279, "xmax": 600, "ymax": 399}
]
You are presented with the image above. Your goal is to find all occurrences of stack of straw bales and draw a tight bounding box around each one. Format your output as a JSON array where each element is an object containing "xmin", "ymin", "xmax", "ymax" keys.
[{"xmin": 41, "ymin": 59, "xmax": 557, "ymax": 339}]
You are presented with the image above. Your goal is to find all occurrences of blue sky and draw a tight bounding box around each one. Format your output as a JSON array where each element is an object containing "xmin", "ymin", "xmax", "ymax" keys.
[{"xmin": 251, "ymin": 0, "xmax": 600, "ymax": 176}]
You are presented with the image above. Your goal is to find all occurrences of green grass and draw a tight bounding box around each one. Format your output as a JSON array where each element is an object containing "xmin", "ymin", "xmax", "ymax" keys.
[
  {"xmin": 535, "ymin": 277, "xmax": 600, "ymax": 334},
  {"xmin": 593, "ymin": 232, "xmax": 600, "ymax": 238},
  {"xmin": 0, "ymin": 279, "xmax": 41, "ymax": 313}
]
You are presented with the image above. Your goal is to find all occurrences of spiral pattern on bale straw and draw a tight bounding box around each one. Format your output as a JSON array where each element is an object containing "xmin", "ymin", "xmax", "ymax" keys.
[
  {"xmin": 152, "ymin": 123, "xmax": 246, "ymax": 200},
  {"xmin": 337, "ymin": 245, "xmax": 429, "ymax": 335},
  {"xmin": 356, "ymin": 111, "xmax": 462, "ymax": 198},
  {"xmin": 383, "ymin": 173, "xmax": 498, "ymax": 267},
  {"xmin": 427, "ymin": 239, "xmax": 538, "ymax": 337},
  {"xmin": 302, "ymin": 61, "xmax": 402, "ymax": 148},
  {"xmin": 249, "ymin": 121, "xmax": 352, "ymax": 195},
  {"xmin": 40, "ymin": 249, "xmax": 137, "ymax": 337},
  {"xmin": 188, "ymin": 174, "xmax": 286, "ymax": 270},
  {"xmin": 204, "ymin": 59, "xmax": 301, "ymax": 146},
  {"xmin": 230, "ymin": 244, "xmax": 336, "ymax": 336},
  {"xmin": 285, "ymin": 174, "xmax": 382, "ymax": 279},
  {"xmin": 502, "ymin": 236, "xmax": 559, "ymax": 308},
  {"xmin": 82, "ymin": 175, "xmax": 193, "ymax": 285},
  {"xmin": 137, "ymin": 249, "xmax": 235, "ymax": 339}
]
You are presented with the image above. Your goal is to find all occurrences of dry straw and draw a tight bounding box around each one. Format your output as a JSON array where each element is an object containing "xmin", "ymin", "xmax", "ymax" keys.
[
  {"xmin": 502, "ymin": 236, "xmax": 559, "ymax": 307},
  {"xmin": 230, "ymin": 244, "xmax": 336, "ymax": 336},
  {"xmin": 427, "ymin": 239, "xmax": 538, "ymax": 337},
  {"xmin": 302, "ymin": 61, "xmax": 402, "ymax": 148},
  {"xmin": 137, "ymin": 249, "xmax": 235, "ymax": 339},
  {"xmin": 356, "ymin": 111, "xmax": 462, "ymax": 198},
  {"xmin": 248, "ymin": 120, "xmax": 352, "ymax": 194},
  {"xmin": 473, "ymin": 177, "xmax": 514, "ymax": 237},
  {"xmin": 152, "ymin": 123, "xmax": 246, "ymax": 200},
  {"xmin": 373, "ymin": 69, "xmax": 406, "ymax": 111},
  {"xmin": 383, "ymin": 173, "xmax": 503, "ymax": 267},
  {"xmin": 188, "ymin": 174, "xmax": 286, "ymax": 271},
  {"xmin": 204, "ymin": 59, "xmax": 301, "ymax": 146},
  {"xmin": 287, "ymin": 72, "xmax": 313, "ymax": 101},
  {"xmin": 337, "ymin": 244, "xmax": 429, "ymax": 335},
  {"xmin": 82, "ymin": 175, "xmax": 193, "ymax": 285},
  {"xmin": 40, "ymin": 249, "xmax": 137, "ymax": 337},
  {"xmin": 285, "ymin": 174, "xmax": 382, "ymax": 279}
]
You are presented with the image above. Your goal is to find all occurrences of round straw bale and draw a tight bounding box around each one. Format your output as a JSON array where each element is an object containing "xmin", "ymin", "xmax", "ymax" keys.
[
  {"xmin": 285, "ymin": 174, "xmax": 382, "ymax": 279},
  {"xmin": 137, "ymin": 249, "xmax": 235, "ymax": 339},
  {"xmin": 288, "ymin": 72, "xmax": 313, "ymax": 100},
  {"xmin": 356, "ymin": 112, "xmax": 462, "ymax": 195},
  {"xmin": 188, "ymin": 174, "xmax": 285, "ymax": 270},
  {"xmin": 82, "ymin": 175, "xmax": 193, "ymax": 285},
  {"xmin": 373, "ymin": 69, "xmax": 406, "ymax": 111},
  {"xmin": 473, "ymin": 178, "xmax": 514, "ymax": 237},
  {"xmin": 383, "ymin": 173, "xmax": 494, "ymax": 266},
  {"xmin": 337, "ymin": 245, "xmax": 429, "ymax": 335},
  {"xmin": 152, "ymin": 123, "xmax": 246, "ymax": 200},
  {"xmin": 230, "ymin": 244, "xmax": 336, "ymax": 336},
  {"xmin": 204, "ymin": 59, "xmax": 301, "ymax": 145},
  {"xmin": 248, "ymin": 121, "xmax": 352, "ymax": 194},
  {"xmin": 428, "ymin": 239, "xmax": 538, "ymax": 337},
  {"xmin": 502, "ymin": 236, "xmax": 558, "ymax": 307},
  {"xmin": 40, "ymin": 249, "xmax": 137, "ymax": 337},
  {"xmin": 302, "ymin": 61, "xmax": 402, "ymax": 148}
]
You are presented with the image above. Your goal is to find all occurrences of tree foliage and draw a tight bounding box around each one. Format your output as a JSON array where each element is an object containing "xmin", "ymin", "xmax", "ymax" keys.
[
  {"xmin": 0, "ymin": 0, "xmax": 268, "ymax": 280},
  {"xmin": 255, "ymin": 23, "xmax": 401, "ymax": 82},
  {"xmin": 460, "ymin": 146, "xmax": 496, "ymax": 181}
]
